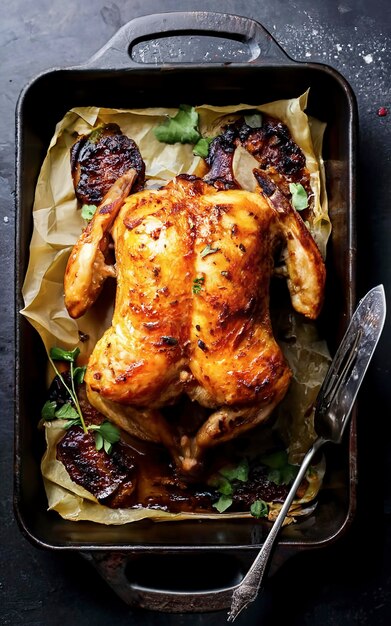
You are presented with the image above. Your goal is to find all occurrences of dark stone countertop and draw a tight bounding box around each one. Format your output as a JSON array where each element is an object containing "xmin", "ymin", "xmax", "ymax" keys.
[{"xmin": 1, "ymin": 1, "xmax": 390, "ymax": 624}]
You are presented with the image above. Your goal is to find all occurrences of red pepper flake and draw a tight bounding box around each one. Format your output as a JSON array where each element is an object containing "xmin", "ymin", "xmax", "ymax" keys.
[{"xmin": 377, "ymin": 107, "xmax": 388, "ymax": 117}]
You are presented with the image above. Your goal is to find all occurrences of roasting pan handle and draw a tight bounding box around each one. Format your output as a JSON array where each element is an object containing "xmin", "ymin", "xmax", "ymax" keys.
[
  {"xmin": 82, "ymin": 12, "xmax": 293, "ymax": 69},
  {"xmin": 82, "ymin": 547, "xmax": 296, "ymax": 613}
]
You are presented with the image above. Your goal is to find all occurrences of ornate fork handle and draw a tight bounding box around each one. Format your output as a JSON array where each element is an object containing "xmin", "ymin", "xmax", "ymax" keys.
[{"xmin": 227, "ymin": 439, "xmax": 323, "ymax": 622}]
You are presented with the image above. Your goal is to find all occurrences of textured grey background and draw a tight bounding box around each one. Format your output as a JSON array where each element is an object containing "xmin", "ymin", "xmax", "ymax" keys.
[{"xmin": 1, "ymin": 1, "xmax": 390, "ymax": 624}]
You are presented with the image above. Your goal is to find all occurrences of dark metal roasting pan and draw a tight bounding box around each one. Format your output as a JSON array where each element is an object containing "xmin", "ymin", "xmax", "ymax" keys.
[{"xmin": 14, "ymin": 12, "xmax": 357, "ymax": 612}]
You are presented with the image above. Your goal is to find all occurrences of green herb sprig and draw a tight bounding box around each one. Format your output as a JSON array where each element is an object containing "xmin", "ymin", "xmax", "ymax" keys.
[
  {"xmin": 289, "ymin": 182, "xmax": 308, "ymax": 212},
  {"xmin": 42, "ymin": 346, "xmax": 120, "ymax": 454},
  {"xmin": 250, "ymin": 499, "xmax": 268, "ymax": 518},
  {"xmin": 192, "ymin": 276, "xmax": 205, "ymax": 294},
  {"xmin": 81, "ymin": 204, "xmax": 97, "ymax": 221}
]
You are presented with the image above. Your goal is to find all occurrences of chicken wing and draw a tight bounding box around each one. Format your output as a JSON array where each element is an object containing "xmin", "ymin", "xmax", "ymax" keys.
[{"xmin": 64, "ymin": 169, "xmax": 138, "ymax": 318}]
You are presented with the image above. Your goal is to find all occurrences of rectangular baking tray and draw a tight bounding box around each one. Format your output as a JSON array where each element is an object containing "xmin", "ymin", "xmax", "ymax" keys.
[{"xmin": 14, "ymin": 10, "xmax": 357, "ymax": 610}]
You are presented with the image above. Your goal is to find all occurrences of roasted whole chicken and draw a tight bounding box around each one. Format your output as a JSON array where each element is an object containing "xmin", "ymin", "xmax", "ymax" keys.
[{"xmin": 64, "ymin": 120, "xmax": 326, "ymax": 475}]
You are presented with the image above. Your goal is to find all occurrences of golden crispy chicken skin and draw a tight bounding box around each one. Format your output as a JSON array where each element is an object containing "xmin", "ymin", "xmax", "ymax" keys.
[
  {"xmin": 254, "ymin": 169, "xmax": 326, "ymax": 319},
  {"xmin": 64, "ymin": 173, "xmax": 325, "ymax": 473}
]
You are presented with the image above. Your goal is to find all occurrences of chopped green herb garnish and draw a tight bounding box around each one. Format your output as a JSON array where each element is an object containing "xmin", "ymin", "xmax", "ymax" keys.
[
  {"xmin": 250, "ymin": 500, "xmax": 268, "ymax": 518},
  {"xmin": 54, "ymin": 403, "xmax": 80, "ymax": 421},
  {"xmin": 220, "ymin": 458, "xmax": 249, "ymax": 483},
  {"xmin": 81, "ymin": 204, "xmax": 97, "ymax": 221},
  {"xmin": 289, "ymin": 182, "xmax": 308, "ymax": 211},
  {"xmin": 73, "ymin": 365, "xmax": 87, "ymax": 385},
  {"xmin": 154, "ymin": 104, "xmax": 201, "ymax": 145},
  {"xmin": 41, "ymin": 400, "xmax": 57, "ymax": 421},
  {"xmin": 89, "ymin": 421, "xmax": 121, "ymax": 454},
  {"xmin": 259, "ymin": 450, "xmax": 288, "ymax": 469},
  {"xmin": 192, "ymin": 276, "xmax": 205, "ymax": 294},
  {"xmin": 209, "ymin": 458, "xmax": 250, "ymax": 513},
  {"xmin": 209, "ymin": 475, "xmax": 233, "ymax": 496},
  {"xmin": 200, "ymin": 244, "xmax": 220, "ymax": 258},
  {"xmin": 193, "ymin": 136, "xmax": 213, "ymax": 157},
  {"xmin": 213, "ymin": 494, "xmax": 233, "ymax": 513},
  {"xmin": 260, "ymin": 450, "xmax": 299, "ymax": 485},
  {"xmin": 50, "ymin": 346, "xmax": 80, "ymax": 362}
]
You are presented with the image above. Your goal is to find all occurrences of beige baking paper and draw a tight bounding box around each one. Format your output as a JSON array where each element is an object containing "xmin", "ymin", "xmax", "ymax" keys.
[{"xmin": 22, "ymin": 93, "xmax": 331, "ymax": 523}]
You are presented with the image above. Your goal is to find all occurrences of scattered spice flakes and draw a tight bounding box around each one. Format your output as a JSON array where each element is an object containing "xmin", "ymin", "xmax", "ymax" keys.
[
  {"xmin": 161, "ymin": 336, "xmax": 178, "ymax": 346},
  {"xmin": 377, "ymin": 107, "xmax": 388, "ymax": 117},
  {"xmin": 197, "ymin": 339, "xmax": 207, "ymax": 352}
]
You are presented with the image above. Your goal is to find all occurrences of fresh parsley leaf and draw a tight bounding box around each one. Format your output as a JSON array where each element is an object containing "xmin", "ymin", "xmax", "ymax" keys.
[
  {"xmin": 154, "ymin": 105, "xmax": 201, "ymax": 145},
  {"xmin": 64, "ymin": 418, "xmax": 83, "ymax": 430},
  {"xmin": 200, "ymin": 244, "xmax": 220, "ymax": 258},
  {"xmin": 213, "ymin": 494, "xmax": 233, "ymax": 513},
  {"xmin": 89, "ymin": 421, "xmax": 121, "ymax": 453},
  {"xmin": 50, "ymin": 346, "xmax": 80, "ymax": 363},
  {"xmin": 98, "ymin": 421, "xmax": 121, "ymax": 444},
  {"xmin": 209, "ymin": 475, "xmax": 233, "ymax": 496},
  {"xmin": 250, "ymin": 500, "xmax": 268, "ymax": 518},
  {"xmin": 193, "ymin": 137, "xmax": 213, "ymax": 157},
  {"xmin": 104, "ymin": 439, "xmax": 113, "ymax": 454},
  {"xmin": 41, "ymin": 400, "xmax": 57, "ymax": 420},
  {"xmin": 244, "ymin": 112, "xmax": 263, "ymax": 128},
  {"xmin": 220, "ymin": 458, "xmax": 249, "ymax": 483},
  {"xmin": 259, "ymin": 450, "xmax": 288, "ymax": 469},
  {"xmin": 55, "ymin": 403, "xmax": 80, "ymax": 420},
  {"xmin": 273, "ymin": 466, "xmax": 299, "ymax": 485},
  {"xmin": 81, "ymin": 204, "xmax": 97, "ymax": 221},
  {"xmin": 210, "ymin": 458, "xmax": 251, "ymax": 513},
  {"xmin": 260, "ymin": 449, "xmax": 299, "ymax": 485},
  {"xmin": 95, "ymin": 432, "xmax": 104, "ymax": 451},
  {"xmin": 289, "ymin": 182, "xmax": 308, "ymax": 211},
  {"xmin": 73, "ymin": 365, "xmax": 87, "ymax": 385}
]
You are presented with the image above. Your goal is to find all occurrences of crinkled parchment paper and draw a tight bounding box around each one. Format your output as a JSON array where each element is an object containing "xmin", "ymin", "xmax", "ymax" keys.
[{"xmin": 22, "ymin": 92, "xmax": 331, "ymax": 523}]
